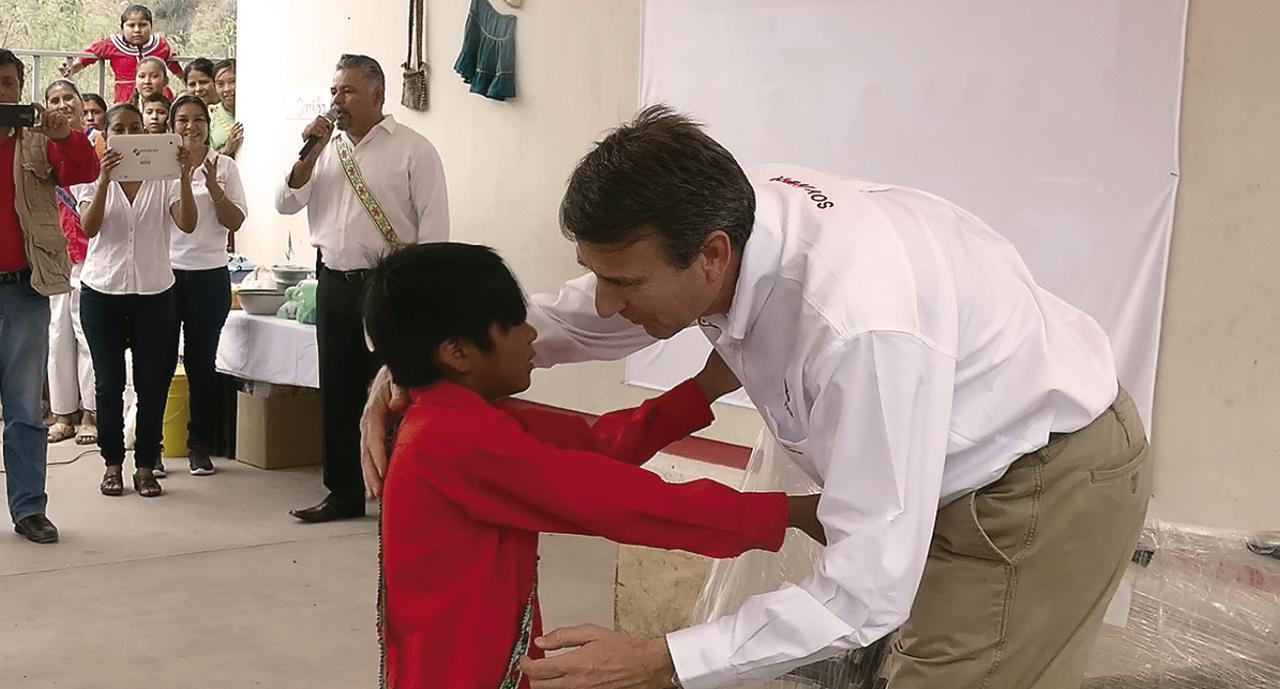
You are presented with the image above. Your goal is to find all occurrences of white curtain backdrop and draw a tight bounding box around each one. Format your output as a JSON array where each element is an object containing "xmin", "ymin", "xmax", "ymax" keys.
[{"xmin": 628, "ymin": 0, "xmax": 1187, "ymax": 424}]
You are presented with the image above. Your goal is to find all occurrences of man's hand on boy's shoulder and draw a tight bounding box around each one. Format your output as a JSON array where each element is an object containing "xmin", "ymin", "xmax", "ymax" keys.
[
  {"xmin": 360, "ymin": 365, "xmax": 411, "ymax": 500},
  {"xmin": 786, "ymin": 494, "xmax": 826, "ymax": 545}
]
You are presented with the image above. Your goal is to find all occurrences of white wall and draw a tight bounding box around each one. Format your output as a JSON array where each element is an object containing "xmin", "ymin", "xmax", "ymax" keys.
[
  {"xmin": 1147, "ymin": 0, "xmax": 1280, "ymax": 531},
  {"xmin": 234, "ymin": 0, "xmax": 766, "ymax": 446},
  {"xmin": 236, "ymin": 1, "xmax": 1280, "ymax": 530}
]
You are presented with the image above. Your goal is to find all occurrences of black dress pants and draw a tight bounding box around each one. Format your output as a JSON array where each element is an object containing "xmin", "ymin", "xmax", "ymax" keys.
[{"xmin": 315, "ymin": 259, "xmax": 379, "ymax": 505}]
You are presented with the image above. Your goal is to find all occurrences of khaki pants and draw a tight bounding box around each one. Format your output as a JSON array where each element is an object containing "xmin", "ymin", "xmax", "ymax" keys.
[{"xmin": 880, "ymin": 388, "xmax": 1152, "ymax": 689}]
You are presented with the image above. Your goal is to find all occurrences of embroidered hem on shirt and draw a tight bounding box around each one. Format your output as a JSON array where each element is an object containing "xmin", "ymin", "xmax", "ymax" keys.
[
  {"xmin": 109, "ymin": 33, "xmax": 160, "ymax": 56},
  {"xmin": 500, "ymin": 572, "xmax": 539, "ymax": 689}
]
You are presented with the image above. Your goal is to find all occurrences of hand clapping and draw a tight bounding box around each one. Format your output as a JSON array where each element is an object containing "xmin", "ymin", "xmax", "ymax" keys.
[{"xmin": 202, "ymin": 157, "xmax": 221, "ymax": 197}]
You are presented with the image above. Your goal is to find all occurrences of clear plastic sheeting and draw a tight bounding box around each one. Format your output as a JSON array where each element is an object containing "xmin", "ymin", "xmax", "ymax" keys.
[
  {"xmin": 690, "ymin": 432, "xmax": 888, "ymax": 689},
  {"xmin": 1083, "ymin": 522, "xmax": 1280, "ymax": 688},
  {"xmin": 692, "ymin": 433, "xmax": 1280, "ymax": 689}
]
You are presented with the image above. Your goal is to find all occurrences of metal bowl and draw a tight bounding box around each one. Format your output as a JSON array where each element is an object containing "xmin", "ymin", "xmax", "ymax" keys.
[
  {"xmin": 271, "ymin": 265, "xmax": 313, "ymax": 288},
  {"xmin": 237, "ymin": 289, "xmax": 288, "ymax": 316}
]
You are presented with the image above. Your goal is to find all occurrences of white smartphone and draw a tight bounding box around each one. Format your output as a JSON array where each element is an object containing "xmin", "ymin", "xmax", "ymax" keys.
[{"xmin": 108, "ymin": 133, "xmax": 182, "ymax": 182}]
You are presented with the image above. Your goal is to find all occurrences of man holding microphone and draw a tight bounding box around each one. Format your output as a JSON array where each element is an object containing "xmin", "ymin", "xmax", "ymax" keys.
[{"xmin": 276, "ymin": 54, "xmax": 449, "ymax": 523}]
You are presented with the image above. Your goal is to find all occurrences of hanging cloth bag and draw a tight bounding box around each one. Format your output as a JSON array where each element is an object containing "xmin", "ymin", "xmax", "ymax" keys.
[{"xmin": 402, "ymin": 0, "xmax": 430, "ymax": 110}]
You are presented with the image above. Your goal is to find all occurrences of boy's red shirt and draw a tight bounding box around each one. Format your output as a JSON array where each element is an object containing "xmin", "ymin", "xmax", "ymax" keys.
[{"xmin": 381, "ymin": 379, "xmax": 788, "ymax": 689}]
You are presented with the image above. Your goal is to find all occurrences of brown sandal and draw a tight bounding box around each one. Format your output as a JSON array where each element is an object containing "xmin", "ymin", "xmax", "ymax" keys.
[
  {"xmin": 48, "ymin": 422, "xmax": 76, "ymax": 444},
  {"xmin": 75, "ymin": 423, "xmax": 98, "ymax": 446},
  {"xmin": 133, "ymin": 471, "xmax": 163, "ymax": 498},
  {"xmin": 100, "ymin": 470, "xmax": 124, "ymax": 496}
]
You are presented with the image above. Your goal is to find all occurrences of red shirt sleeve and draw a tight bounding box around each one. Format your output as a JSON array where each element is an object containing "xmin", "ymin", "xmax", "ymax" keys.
[
  {"xmin": 45, "ymin": 131, "xmax": 100, "ymax": 187},
  {"xmin": 77, "ymin": 37, "xmax": 110, "ymax": 67},
  {"xmin": 497, "ymin": 378, "xmax": 714, "ymax": 466},
  {"xmin": 423, "ymin": 406, "xmax": 788, "ymax": 559},
  {"xmin": 156, "ymin": 37, "xmax": 183, "ymax": 76}
]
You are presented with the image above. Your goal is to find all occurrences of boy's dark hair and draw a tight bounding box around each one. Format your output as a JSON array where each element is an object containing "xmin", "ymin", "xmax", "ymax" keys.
[
  {"xmin": 144, "ymin": 91, "xmax": 171, "ymax": 107},
  {"xmin": 45, "ymin": 78, "xmax": 81, "ymax": 102},
  {"xmin": 364, "ymin": 243, "xmax": 527, "ymax": 389},
  {"xmin": 0, "ymin": 49, "xmax": 25, "ymax": 89},
  {"xmin": 121, "ymin": 4, "xmax": 154, "ymax": 26},
  {"xmin": 168, "ymin": 93, "xmax": 209, "ymax": 144},
  {"xmin": 104, "ymin": 102, "xmax": 143, "ymax": 129},
  {"xmin": 559, "ymin": 104, "xmax": 756, "ymax": 268},
  {"xmin": 82, "ymin": 93, "xmax": 108, "ymax": 113},
  {"xmin": 183, "ymin": 58, "xmax": 216, "ymax": 83},
  {"xmin": 213, "ymin": 58, "xmax": 236, "ymax": 79}
]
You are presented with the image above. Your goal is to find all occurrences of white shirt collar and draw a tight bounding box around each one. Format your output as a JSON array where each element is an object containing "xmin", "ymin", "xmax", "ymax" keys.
[
  {"xmin": 339, "ymin": 114, "xmax": 398, "ymax": 145},
  {"xmin": 722, "ymin": 183, "xmax": 785, "ymax": 341}
]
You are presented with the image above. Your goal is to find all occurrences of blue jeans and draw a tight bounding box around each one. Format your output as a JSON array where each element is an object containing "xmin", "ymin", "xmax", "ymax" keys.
[{"xmin": 0, "ymin": 280, "xmax": 52, "ymax": 523}]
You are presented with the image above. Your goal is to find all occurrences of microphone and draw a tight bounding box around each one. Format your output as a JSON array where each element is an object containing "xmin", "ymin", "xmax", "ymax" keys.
[{"xmin": 298, "ymin": 106, "xmax": 340, "ymax": 160}]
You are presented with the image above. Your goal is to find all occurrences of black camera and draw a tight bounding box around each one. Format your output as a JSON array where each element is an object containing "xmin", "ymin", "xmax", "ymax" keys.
[{"xmin": 0, "ymin": 103, "xmax": 39, "ymax": 128}]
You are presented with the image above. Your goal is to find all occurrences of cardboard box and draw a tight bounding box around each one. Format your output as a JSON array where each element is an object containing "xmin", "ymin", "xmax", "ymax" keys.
[{"xmin": 235, "ymin": 389, "xmax": 322, "ymax": 469}]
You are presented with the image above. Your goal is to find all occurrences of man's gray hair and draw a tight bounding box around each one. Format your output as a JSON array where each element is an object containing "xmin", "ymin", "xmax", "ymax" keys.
[{"xmin": 336, "ymin": 54, "xmax": 385, "ymax": 92}]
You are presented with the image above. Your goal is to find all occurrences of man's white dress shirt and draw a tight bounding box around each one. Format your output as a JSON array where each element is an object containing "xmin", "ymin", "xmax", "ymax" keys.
[
  {"xmin": 275, "ymin": 115, "xmax": 449, "ymax": 270},
  {"xmin": 526, "ymin": 164, "xmax": 1118, "ymax": 689}
]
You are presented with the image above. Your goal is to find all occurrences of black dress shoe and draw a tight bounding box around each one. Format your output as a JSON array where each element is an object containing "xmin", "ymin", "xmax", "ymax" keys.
[
  {"xmin": 289, "ymin": 497, "xmax": 365, "ymax": 523},
  {"xmin": 14, "ymin": 514, "xmax": 59, "ymax": 544}
]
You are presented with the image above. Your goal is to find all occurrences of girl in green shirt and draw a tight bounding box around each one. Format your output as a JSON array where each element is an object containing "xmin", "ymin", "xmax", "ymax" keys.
[{"xmin": 209, "ymin": 59, "xmax": 243, "ymax": 157}]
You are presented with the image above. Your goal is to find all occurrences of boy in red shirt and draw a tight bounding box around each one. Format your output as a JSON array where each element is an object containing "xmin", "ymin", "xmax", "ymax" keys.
[{"xmin": 362, "ymin": 243, "xmax": 823, "ymax": 689}]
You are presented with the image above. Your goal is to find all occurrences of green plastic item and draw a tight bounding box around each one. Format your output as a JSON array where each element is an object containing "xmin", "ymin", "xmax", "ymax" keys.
[{"xmin": 277, "ymin": 279, "xmax": 318, "ymax": 324}]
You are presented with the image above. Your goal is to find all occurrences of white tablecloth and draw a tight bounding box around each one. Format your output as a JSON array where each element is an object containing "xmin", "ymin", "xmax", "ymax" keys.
[{"xmin": 216, "ymin": 311, "xmax": 320, "ymax": 388}]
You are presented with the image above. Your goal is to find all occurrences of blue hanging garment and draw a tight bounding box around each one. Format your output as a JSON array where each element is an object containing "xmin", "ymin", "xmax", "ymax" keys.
[{"xmin": 453, "ymin": 0, "xmax": 517, "ymax": 101}]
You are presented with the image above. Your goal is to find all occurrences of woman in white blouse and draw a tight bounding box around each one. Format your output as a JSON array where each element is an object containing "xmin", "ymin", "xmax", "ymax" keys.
[
  {"xmin": 165, "ymin": 94, "xmax": 246, "ymax": 476},
  {"xmin": 79, "ymin": 103, "xmax": 196, "ymax": 498}
]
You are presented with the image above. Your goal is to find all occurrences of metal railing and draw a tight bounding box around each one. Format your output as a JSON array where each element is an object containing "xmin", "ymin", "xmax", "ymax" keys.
[
  {"xmin": 10, "ymin": 48, "xmax": 229, "ymax": 103},
  {"xmin": 14, "ymin": 50, "xmax": 107, "ymax": 103}
]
